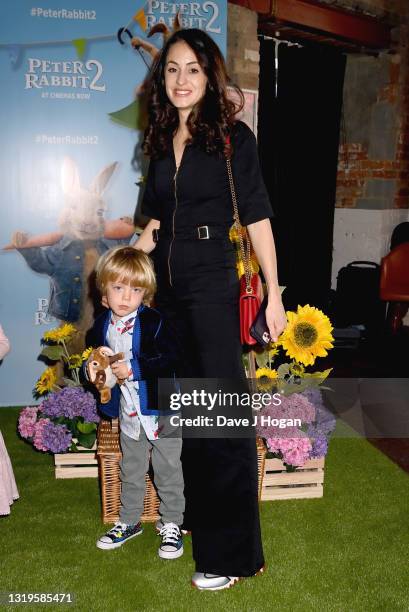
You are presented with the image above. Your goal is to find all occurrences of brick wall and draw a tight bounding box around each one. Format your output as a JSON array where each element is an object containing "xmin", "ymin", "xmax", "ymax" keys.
[
  {"xmin": 337, "ymin": 23, "xmax": 409, "ymax": 213},
  {"xmin": 226, "ymin": 0, "xmax": 409, "ymax": 215},
  {"xmin": 331, "ymin": 2, "xmax": 409, "ymax": 305},
  {"xmin": 227, "ymin": 1, "xmax": 409, "ymax": 322}
]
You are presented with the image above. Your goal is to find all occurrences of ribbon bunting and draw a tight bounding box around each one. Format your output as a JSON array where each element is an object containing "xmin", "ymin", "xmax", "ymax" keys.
[
  {"xmin": 0, "ymin": 2, "xmax": 150, "ymax": 64},
  {"xmin": 72, "ymin": 38, "xmax": 87, "ymax": 60},
  {"xmin": 133, "ymin": 8, "xmax": 147, "ymax": 33}
]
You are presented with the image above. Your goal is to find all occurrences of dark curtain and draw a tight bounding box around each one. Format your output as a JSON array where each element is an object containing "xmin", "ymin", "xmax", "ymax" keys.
[{"xmin": 258, "ymin": 38, "xmax": 346, "ymax": 312}]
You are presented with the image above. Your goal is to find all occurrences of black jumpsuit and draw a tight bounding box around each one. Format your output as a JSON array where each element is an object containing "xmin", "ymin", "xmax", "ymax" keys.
[{"xmin": 141, "ymin": 120, "xmax": 274, "ymax": 576}]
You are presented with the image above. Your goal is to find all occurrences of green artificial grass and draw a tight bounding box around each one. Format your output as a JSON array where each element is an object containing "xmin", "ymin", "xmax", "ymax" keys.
[{"xmin": 1, "ymin": 407, "xmax": 409, "ymax": 612}]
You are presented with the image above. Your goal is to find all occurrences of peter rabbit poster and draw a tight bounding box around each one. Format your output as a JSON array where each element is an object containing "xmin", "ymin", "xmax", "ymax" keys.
[{"xmin": 0, "ymin": 0, "xmax": 227, "ymax": 405}]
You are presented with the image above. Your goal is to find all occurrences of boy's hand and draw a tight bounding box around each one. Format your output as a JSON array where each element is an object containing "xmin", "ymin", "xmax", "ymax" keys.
[{"xmin": 111, "ymin": 360, "xmax": 130, "ymax": 380}]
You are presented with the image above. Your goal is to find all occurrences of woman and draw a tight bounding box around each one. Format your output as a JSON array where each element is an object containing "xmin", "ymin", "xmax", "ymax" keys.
[{"xmin": 135, "ymin": 28, "xmax": 287, "ymax": 590}]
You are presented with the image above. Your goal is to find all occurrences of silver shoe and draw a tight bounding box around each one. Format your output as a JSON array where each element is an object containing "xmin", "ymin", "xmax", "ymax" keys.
[
  {"xmin": 191, "ymin": 573, "xmax": 239, "ymax": 591},
  {"xmin": 192, "ymin": 566, "xmax": 265, "ymax": 590}
]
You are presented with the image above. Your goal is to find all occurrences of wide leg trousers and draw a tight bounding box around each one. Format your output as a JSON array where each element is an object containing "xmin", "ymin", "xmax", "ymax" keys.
[{"xmin": 153, "ymin": 236, "xmax": 264, "ymax": 576}]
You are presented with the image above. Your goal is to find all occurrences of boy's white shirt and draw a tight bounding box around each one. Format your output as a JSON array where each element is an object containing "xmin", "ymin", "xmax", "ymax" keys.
[{"xmin": 107, "ymin": 309, "xmax": 160, "ymax": 441}]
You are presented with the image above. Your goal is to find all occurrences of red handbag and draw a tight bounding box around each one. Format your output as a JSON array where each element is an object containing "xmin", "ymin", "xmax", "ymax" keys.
[
  {"xmin": 239, "ymin": 273, "xmax": 262, "ymax": 345},
  {"xmin": 226, "ymin": 155, "xmax": 262, "ymax": 345}
]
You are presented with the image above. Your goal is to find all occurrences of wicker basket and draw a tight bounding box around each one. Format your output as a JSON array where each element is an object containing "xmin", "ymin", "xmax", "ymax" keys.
[
  {"xmin": 98, "ymin": 419, "xmax": 267, "ymax": 524},
  {"xmin": 97, "ymin": 418, "xmax": 160, "ymax": 524}
]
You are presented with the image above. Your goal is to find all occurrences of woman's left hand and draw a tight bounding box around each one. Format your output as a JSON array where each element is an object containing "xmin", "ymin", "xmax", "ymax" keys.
[{"xmin": 265, "ymin": 292, "xmax": 287, "ymax": 343}]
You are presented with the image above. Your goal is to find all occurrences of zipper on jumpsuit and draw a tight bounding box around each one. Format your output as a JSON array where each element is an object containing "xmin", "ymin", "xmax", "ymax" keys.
[{"xmin": 168, "ymin": 166, "xmax": 179, "ymax": 287}]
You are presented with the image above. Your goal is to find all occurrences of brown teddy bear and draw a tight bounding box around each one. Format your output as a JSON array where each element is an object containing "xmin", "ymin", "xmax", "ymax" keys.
[{"xmin": 86, "ymin": 346, "xmax": 125, "ymax": 404}]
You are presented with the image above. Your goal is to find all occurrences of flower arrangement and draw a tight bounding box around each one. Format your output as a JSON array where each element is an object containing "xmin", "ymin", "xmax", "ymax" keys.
[
  {"xmin": 230, "ymin": 226, "xmax": 336, "ymax": 470},
  {"xmin": 251, "ymin": 304, "xmax": 336, "ymax": 471},
  {"xmin": 256, "ymin": 388, "xmax": 336, "ymax": 471},
  {"xmin": 18, "ymin": 387, "xmax": 100, "ymax": 452},
  {"xmin": 35, "ymin": 323, "xmax": 92, "ymax": 395},
  {"xmin": 18, "ymin": 324, "xmax": 99, "ymax": 453},
  {"xmin": 252, "ymin": 304, "xmax": 334, "ymax": 393}
]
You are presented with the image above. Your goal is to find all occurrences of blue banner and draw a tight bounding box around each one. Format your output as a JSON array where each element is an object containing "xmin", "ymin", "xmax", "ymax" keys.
[{"xmin": 0, "ymin": 0, "xmax": 227, "ymax": 406}]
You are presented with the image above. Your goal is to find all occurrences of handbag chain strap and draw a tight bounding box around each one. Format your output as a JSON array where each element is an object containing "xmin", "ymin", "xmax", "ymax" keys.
[{"xmin": 226, "ymin": 156, "xmax": 253, "ymax": 293}]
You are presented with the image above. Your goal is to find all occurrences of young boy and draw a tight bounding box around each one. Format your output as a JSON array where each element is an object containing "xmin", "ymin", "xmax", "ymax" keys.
[{"xmin": 87, "ymin": 246, "xmax": 184, "ymax": 558}]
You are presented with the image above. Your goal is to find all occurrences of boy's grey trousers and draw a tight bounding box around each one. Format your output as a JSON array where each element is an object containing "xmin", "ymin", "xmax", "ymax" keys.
[{"xmin": 119, "ymin": 429, "xmax": 185, "ymax": 526}]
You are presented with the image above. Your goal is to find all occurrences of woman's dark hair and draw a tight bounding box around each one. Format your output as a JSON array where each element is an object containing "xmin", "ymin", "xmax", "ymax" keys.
[{"xmin": 142, "ymin": 28, "xmax": 244, "ymax": 158}]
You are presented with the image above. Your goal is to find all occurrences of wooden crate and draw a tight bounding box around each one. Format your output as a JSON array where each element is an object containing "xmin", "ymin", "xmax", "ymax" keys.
[
  {"xmin": 54, "ymin": 442, "xmax": 98, "ymax": 479},
  {"xmin": 261, "ymin": 456, "xmax": 325, "ymax": 501}
]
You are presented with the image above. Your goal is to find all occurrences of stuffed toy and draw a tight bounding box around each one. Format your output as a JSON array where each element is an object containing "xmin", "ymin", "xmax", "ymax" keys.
[{"xmin": 86, "ymin": 346, "xmax": 126, "ymax": 404}]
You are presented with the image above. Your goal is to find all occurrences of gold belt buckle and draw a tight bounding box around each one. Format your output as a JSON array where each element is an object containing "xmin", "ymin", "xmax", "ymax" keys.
[{"xmin": 198, "ymin": 225, "xmax": 210, "ymax": 239}]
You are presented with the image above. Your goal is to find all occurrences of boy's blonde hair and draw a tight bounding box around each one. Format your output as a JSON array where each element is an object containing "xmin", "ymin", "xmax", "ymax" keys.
[{"xmin": 96, "ymin": 246, "xmax": 156, "ymax": 305}]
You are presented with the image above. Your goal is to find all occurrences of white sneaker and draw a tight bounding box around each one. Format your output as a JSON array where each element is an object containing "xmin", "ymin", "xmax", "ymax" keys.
[
  {"xmin": 96, "ymin": 521, "xmax": 143, "ymax": 550},
  {"xmin": 156, "ymin": 519, "xmax": 189, "ymax": 535},
  {"xmin": 158, "ymin": 522, "xmax": 184, "ymax": 559},
  {"xmin": 191, "ymin": 573, "xmax": 239, "ymax": 590},
  {"xmin": 192, "ymin": 565, "xmax": 264, "ymax": 590}
]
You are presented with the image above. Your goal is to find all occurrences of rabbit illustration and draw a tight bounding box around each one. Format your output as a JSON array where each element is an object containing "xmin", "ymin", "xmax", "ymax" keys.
[
  {"xmin": 109, "ymin": 18, "xmax": 181, "ymax": 130},
  {"xmin": 11, "ymin": 157, "xmax": 132, "ymax": 352}
]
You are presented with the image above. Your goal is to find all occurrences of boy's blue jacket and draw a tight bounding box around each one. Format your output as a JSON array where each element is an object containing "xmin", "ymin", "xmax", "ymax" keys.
[{"xmin": 85, "ymin": 305, "xmax": 181, "ymax": 419}]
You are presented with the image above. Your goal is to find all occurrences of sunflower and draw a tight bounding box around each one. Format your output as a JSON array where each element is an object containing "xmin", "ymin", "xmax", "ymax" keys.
[
  {"xmin": 43, "ymin": 323, "xmax": 77, "ymax": 343},
  {"xmin": 35, "ymin": 366, "xmax": 58, "ymax": 395},
  {"xmin": 68, "ymin": 354, "xmax": 83, "ymax": 369},
  {"xmin": 267, "ymin": 343, "xmax": 280, "ymax": 359},
  {"xmin": 81, "ymin": 347, "xmax": 93, "ymax": 361},
  {"xmin": 279, "ymin": 304, "xmax": 334, "ymax": 366},
  {"xmin": 255, "ymin": 367, "xmax": 278, "ymax": 391},
  {"xmin": 289, "ymin": 361, "xmax": 305, "ymax": 376}
]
